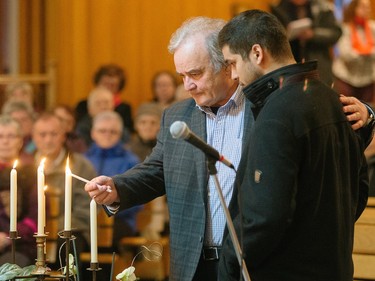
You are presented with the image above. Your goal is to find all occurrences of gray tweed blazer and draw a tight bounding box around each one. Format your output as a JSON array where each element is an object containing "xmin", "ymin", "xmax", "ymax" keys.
[{"xmin": 112, "ymin": 96, "xmax": 253, "ymax": 280}]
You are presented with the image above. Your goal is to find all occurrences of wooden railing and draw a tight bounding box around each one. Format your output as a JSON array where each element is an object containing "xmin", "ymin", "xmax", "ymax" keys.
[{"xmin": 0, "ymin": 61, "xmax": 57, "ymax": 109}]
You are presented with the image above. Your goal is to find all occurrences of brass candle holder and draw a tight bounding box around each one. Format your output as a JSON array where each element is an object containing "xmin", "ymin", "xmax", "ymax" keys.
[{"xmin": 31, "ymin": 233, "xmax": 51, "ymax": 277}]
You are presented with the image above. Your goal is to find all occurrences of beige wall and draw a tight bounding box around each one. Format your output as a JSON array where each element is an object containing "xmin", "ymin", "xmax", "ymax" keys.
[{"xmin": 45, "ymin": 0, "xmax": 274, "ymax": 112}]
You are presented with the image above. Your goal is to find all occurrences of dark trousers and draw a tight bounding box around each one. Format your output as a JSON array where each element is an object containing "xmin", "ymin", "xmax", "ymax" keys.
[{"xmin": 193, "ymin": 254, "xmax": 219, "ymax": 281}]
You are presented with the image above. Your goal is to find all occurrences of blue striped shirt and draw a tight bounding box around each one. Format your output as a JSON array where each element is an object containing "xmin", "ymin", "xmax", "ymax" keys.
[{"xmin": 197, "ymin": 85, "xmax": 245, "ymax": 246}]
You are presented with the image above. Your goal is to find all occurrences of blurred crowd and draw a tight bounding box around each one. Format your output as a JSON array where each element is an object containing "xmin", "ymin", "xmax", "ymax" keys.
[
  {"xmin": 1, "ymin": 0, "xmax": 375, "ymax": 275},
  {"xmin": 0, "ymin": 63, "xmax": 188, "ymax": 272}
]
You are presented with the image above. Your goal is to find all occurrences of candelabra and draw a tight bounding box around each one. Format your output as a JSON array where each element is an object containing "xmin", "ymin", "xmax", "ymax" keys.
[
  {"xmin": 60, "ymin": 230, "xmax": 74, "ymax": 281},
  {"xmin": 31, "ymin": 233, "xmax": 50, "ymax": 277},
  {"xmin": 87, "ymin": 262, "xmax": 102, "ymax": 281},
  {"xmin": 8, "ymin": 231, "xmax": 20, "ymax": 265},
  {"xmin": 5, "ymin": 230, "xmax": 79, "ymax": 281}
]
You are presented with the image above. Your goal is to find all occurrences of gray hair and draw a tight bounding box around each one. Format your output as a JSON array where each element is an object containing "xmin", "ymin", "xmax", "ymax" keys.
[
  {"xmin": 2, "ymin": 101, "xmax": 36, "ymax": 120},
  {"xmin": 0, "ymin": 115, "xmax": 22, "ymax": 136},
  {"xmin": 92, "ymin": 111, "xmax": 124, "ymax": 133},
  {"xmin": 5, "ymin": 81, "xmax": 34, "ymax": 100},
  {"xmin": 168, "ymin": 17, "xmax": 227, "ymax": 73}
]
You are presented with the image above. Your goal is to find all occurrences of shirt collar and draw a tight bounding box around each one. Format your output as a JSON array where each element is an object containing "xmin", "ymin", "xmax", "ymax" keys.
[{"xmin": 196, "ymin": 84, "xmax": 244, "ymax": 115}]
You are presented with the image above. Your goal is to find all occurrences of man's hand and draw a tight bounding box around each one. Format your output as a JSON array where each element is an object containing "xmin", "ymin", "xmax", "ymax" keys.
[
  {"xmin": 340, "ymin": 95, "xmax": 368, "ymax": 130},
  {"xmin": 84, "ymin": 176, "xmax": 120, "ymax": 205}
]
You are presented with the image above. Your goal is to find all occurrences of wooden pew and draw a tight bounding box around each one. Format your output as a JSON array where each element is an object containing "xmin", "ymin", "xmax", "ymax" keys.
[{"xmin": 353, "ymin": 197, "xmax": 375, "ymax": 280}]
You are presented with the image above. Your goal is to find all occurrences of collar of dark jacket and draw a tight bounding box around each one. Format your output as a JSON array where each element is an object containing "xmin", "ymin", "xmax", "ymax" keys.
[{"xmin": 243, "ymin": 60, "xmax": 319, "ymax": 110}]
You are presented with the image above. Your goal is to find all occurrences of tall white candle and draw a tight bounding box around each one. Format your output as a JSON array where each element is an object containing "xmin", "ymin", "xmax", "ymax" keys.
[
  {"xmin": 64, "ymin": 158, "xmax": 72, "ymax": 230},
  {"xmin": 10, "ymin": 160, "xmax": 18, "ymax": 232},
  {"xmin": 43, "ymin": 186, "xmax": 47, "ymax": 228},
  {"xmin": 37, "ymin": 158, "xmax": 46, "ymax": 235},
  {"xmin": 90, "ymin": 199, "xmax": 98, "ymax": 263}
]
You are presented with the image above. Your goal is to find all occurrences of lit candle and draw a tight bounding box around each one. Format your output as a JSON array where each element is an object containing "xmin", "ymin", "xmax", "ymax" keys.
[
  {"xmin": 10, "ymin": 160, "xmax": 18, "ymax": 232},
  {"xmin": 37, "ymin": 158, "xmax": 46, "ymax": 235},
  {"xmin": 43, "ymin": 186, "xmax": 47, "ymax": 228},
  {"xmin": 64, "ymin": 157, "xmax": 72, "ymax": 230},
  {"xmin": 90, "ymin": 199, "xmax": 98, "ymax": 263}
]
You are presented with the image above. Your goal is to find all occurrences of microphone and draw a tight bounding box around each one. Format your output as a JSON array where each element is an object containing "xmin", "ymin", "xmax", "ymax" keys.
[{"xmin": 170, "ymin": 121, "xmax": 235, "ymax": 169}]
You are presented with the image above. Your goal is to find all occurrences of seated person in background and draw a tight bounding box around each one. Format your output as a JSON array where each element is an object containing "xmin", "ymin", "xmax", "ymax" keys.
[
  {"xmin": 84, "ymin": 111, "xmax": 141, "ymax": 250},
  {"xmin": 127, "ymin": 103, "xmax": 163, "ymax": 161},
  {"xmin": 0, "ymin": 115, "xmax": 37, "ymax": 266},
  {"xmin": 75, "ymin": 86, "xmax": 115, "ymax": 149},
  {"xmin": 151, "ymin": 70, "xmax": 178, "ymax": 109},
  {"xmin": 32, "ymin": 112, "xmax": 96, "ymax": 267},
  {"xmin": 53, "ymin": 104, "xmax": 86, "ymax": 153},
  {"xmin": 2, "ymin": 101, "xmax": 37, "ymax": 165},
  {"xmin": 75, "ymin": 64, "xmax": 134, "ymax": 133},
  {"xmin": 4, "ymin": 81, "xmax": 35, "ymax": 110},
  {"xmin": 126, "ymin": 103, "xmax": 168, "ymax": 240},
  {"xmin": 54, "ymin": 105, "xmax": 76, "ymax": 134}
]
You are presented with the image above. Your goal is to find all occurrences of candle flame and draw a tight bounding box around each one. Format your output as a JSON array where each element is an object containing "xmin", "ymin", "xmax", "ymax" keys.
[
  {"xmin": 13, "ymin": 159, "xmax": 18, "ymax": 169},
  {"xmin": 66, "ymin": 156, "xmax": 71, "ymax": 172},
  {"xmin": 39, "ymin": 158, "xmax": 46, "ymax": 168}
]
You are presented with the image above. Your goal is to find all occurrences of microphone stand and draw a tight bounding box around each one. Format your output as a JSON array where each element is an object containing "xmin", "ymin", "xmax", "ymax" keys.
[{"xmin": 207, "ymin": 157, "xmax": 251, "ymax": 281}]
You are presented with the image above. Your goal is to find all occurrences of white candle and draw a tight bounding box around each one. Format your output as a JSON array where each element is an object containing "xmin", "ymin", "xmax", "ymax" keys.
[
  {"xmin": 90, "ymin": 199, "xmax": 98, "ymax": 263},
  {"xmin": 64, "ymin": 158, "xmax": 72, "ymax": 230},
  {"xmin": 37, "ymin": 158, "xmax": 46, "ymax": 235},
  {"xmin": 10, "ymin": 160, "xmax": 18, "ymax": 232},
  {"xmin": 43, "ymin": 186, "xmax": 47, "ymax": 228}
]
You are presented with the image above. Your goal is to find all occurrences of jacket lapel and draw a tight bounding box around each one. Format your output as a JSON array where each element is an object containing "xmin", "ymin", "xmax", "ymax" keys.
[{"xmin": 190, "ymin": 107, "xmax": 209, "ymax": 202}]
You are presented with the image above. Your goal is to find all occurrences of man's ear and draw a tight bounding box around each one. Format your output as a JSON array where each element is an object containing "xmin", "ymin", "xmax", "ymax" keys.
[
  {"xmin": 251, "ymin": 44, "xmax": 263, "ymax": 64},
  {"xmin": 223, "ymin": 62, "xmax": 234, "ymax": 80}
]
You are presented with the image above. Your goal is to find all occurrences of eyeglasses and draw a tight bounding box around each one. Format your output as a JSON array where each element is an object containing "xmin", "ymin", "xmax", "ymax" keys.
[
  {"xmin": 95, "ymin": 128, "xmax": 121, "ymax": 135},
  {"xmin": 0, "ymin": 134, "xmax": 20, "ymax": 140}
]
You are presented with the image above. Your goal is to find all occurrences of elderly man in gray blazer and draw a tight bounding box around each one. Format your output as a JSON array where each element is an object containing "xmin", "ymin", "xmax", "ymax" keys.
[{"xmin": 85, "ymin": 17, "xmax": 374, "ymax": 281}]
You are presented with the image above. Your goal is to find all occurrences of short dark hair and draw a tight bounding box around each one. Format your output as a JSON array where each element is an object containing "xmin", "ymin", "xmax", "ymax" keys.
[
  {"xmin": 93, "ymin": 64, "xmax": 126, "ymax": 92},
  {"xmin": 218, "ymin": 9, "xmax": 293, "ymax": 62}
]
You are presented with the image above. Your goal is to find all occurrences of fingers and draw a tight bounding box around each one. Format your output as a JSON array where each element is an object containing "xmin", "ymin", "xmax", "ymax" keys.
[
  {"xmin": 91, "ymin": 187, "xmax": 119, "ymax": 205},
  {"xmin": 84, "ymin": 181, "xmax": 99, "ymax": 192},
  {"xmin": 84, "ymin": 176, "xmax": 118, "ymax": 205},
  {"xmin": 340, "ymin": 95, "xmax": 357, "ymax": 106},
  {"xmin": 84, "ymin": 176, "xmax": 113, "ymax": 191},
  {"xmin": 341, "ymin": 103, "xmax": 360, "ymax": 115},
  {"xmin": 346, "ymin": 111, "xmax": 363, "ymax": 123},
  {"xmin": 350, "ymin": 119, "xmax": 364, "ymax": 130},
  {"xmin": 340, "ymin": 96, "xmax": 368, "ymax": 129}
]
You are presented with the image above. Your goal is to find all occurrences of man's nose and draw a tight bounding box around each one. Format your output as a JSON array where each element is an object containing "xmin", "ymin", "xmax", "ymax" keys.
[
  {"xmin": 184, "ymin": 77, "xmax": 196, "ymax": 91},
  {"xmin": 231, "ymin": 68, "xmax": 239, "ymax": 81}
]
